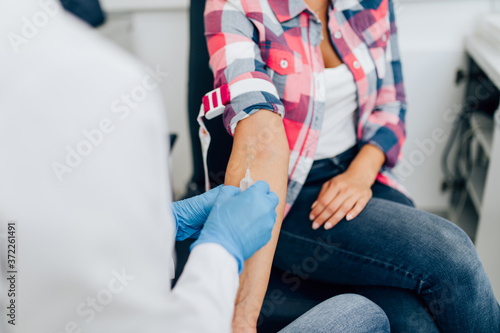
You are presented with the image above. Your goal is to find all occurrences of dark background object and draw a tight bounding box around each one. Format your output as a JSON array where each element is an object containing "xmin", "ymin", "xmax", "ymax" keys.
[
  {"xmin": 59, "ymin": 0, "xmax": 106, "ymax": 27},
  {"xmin": 186, "ymin": 0, "xmax": 234, "ymax": 197},
  {"xmin": 169, "ymin": 133, "xmax": 178, "ymax": 150},
  {"xmin": 442, "ymin": 57, "xmax": 500, "ymax": 198}
]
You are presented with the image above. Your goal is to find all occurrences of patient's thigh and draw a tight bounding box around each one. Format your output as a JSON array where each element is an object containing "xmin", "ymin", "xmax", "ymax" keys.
[{"xmin": 273, "ymin": 181, "xmax": 442, "ymax": 332}]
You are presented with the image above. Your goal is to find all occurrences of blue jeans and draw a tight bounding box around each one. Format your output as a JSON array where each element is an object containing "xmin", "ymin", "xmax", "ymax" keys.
[
  {"xmin": 279, "ymin": 294, "xmax": 389, "ymax": 333},
  {"xmin": 274, "ymin": 147, "xmax": 500, "ymax": 332}
]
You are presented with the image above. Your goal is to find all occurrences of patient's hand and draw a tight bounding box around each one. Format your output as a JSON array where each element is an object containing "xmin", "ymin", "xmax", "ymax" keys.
[
  {"xmin": 309, "ymin": 144, "xmax": 384, "ymax": 230},
  {"xmin": 309, "ymin": 170, "xmax": 373, "ymax": 230},
  {"xmin": 170, "ymin": 185, "xmax": 222, "ymax": 240}
]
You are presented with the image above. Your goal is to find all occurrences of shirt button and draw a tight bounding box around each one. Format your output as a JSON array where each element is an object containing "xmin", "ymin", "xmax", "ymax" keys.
[
  {"xmin": 353, "ymin": 61, "xmax": 360, "ymax": 69},
  {"xmin": 280, "ymin": 59, "xmax": 288, "ymax": 69},
  {"xmin": 382, "ymin": 34, "xmax": 387, "ymax": 42},
  {"xmin": 334, "ymin": 31, "xmax": 342, "ymax": 39}
]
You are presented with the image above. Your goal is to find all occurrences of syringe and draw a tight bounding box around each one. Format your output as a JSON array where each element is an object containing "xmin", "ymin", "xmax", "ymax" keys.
[{"xmin": 239, "ymin": 166, "xmax": 254, "ymax": 191}]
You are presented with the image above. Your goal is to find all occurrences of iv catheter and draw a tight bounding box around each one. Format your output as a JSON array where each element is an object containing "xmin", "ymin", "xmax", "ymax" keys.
[{"xmin": 239, "ymin": 167, "xmax": 254, "ymax": 191}]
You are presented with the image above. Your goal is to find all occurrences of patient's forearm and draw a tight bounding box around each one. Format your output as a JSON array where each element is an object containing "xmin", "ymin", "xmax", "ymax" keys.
[{"xmin": 224, "ymin": 110, "xmax": 289, "ymax": 329}]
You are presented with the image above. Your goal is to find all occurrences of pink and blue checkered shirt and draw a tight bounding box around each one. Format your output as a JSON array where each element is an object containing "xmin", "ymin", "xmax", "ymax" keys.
[{"xmin": 204, "ymin": 0, "xmax": 407, "ymax": 215}]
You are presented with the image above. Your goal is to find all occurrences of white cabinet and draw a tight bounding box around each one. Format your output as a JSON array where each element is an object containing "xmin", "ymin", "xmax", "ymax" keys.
[{"xmin": 451, "ymin": 36, "xmax": 500, "ymax": 299}]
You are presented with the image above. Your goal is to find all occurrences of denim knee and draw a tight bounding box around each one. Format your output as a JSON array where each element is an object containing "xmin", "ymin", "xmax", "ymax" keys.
[
  {"xmin": 278, "ymin": 294, "xmax": 390, "ymax": 333},
  {"xmin": 334, "ymin": 294, "xmax": 390, "ymax": 333},
  {"xmin": 420, "ymin": 218, "xmax": 483, "ymax": 298}
]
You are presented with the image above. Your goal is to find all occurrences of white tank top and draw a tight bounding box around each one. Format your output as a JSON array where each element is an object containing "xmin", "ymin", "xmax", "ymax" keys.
[{"xmin": 314, "ymin": 64, "xmax": 358, "ymax": 160}]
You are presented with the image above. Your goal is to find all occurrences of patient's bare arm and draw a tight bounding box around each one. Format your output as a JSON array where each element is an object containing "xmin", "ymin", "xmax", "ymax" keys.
[{"xmin": 224, "ymin": 110, "xmax": 289, "ymax": 333}]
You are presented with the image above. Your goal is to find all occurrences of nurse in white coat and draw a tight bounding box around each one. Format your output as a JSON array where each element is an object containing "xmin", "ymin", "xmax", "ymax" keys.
[{"xmin": 0, "ymin": 1, "xmax": 389, "ymax": 332}]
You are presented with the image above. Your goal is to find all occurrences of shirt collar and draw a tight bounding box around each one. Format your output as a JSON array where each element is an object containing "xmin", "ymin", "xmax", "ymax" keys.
[
  {"xmin": 267, "ymin": 0, "xmax": 309, "ymax": 23},
  {"xmin": 268, "ymin": 0, "xmax": 341, "ymax": 23}
]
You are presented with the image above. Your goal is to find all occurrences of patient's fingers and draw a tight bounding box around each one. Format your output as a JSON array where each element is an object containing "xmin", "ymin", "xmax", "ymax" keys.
[
  {"xmin": 310, "ymin": 180, "xmax": 341, "ymax": 223},
  {"xmin": 345, "ymin": 195, "xmax": 370, "ymax": 222},
  {"xmin": 323, "ymin": 195, "xmax": 357, "ymax": 230},
  {"xmin": 312, "ymin": 188, "xmax": 351, "ymax": 229}
]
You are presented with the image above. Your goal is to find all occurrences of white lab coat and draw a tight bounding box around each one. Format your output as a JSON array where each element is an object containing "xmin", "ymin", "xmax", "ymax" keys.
[{"xmin": 0, "ymin": 1, "xmax": 238, "ymax": 332}]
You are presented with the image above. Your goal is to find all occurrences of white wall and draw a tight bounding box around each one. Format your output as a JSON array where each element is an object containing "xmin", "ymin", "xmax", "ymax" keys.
[
  {"xmin": 98, "ymin": 2, "xmax": 191, "ymax": 199},
  {"xmin": 98, "ymin": 0, "xmax": 493, "ymax": 206}
]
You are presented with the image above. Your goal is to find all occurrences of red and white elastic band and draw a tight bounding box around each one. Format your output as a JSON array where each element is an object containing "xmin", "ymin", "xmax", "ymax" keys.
[
  {"xmin": 197, "ymin": 84, "xmax": 231, "ymax": 191},
  {"xmin": 202, "ymin": 84, "xmax": 230, "ymax": 120}
]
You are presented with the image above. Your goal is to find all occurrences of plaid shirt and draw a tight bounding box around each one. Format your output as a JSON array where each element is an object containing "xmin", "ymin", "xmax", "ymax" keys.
[{"xmin": 205, "ymin": 0, "xmax": 407, "ymax": 215}]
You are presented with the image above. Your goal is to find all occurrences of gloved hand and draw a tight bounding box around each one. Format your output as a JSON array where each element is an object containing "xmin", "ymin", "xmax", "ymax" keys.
[
  {"xmin": 171, "ymin": 185, "xmax": 222, "ymax": 241},
  {"xmin": 191, "ymin": 181, "xmax": 279, "ymax": 273}
]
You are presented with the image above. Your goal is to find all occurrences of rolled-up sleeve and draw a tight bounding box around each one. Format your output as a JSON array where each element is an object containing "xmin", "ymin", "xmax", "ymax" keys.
[
  {"xmin": 360, "ymin": 0, "xmax": 406, "ymax": 169},
  {"xmin": 204, "ymin": 0, "xmax": 284, "ymax": 135}
]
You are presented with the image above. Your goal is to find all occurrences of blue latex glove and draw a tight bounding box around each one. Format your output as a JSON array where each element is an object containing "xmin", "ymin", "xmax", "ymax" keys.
[
  {"xmin": 171, "ymin": 185, "xmax": 222, "ymax": 241},
  {"xmin": 191, "ymin": 181, "xmax": 279, "ymax": 274}
]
